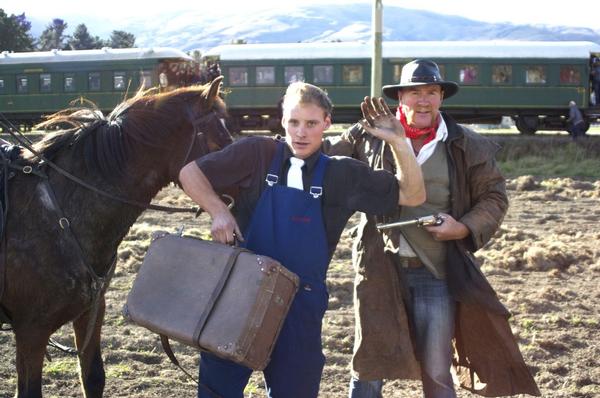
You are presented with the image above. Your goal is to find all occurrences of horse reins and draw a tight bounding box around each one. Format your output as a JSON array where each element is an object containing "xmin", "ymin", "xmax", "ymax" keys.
[{"xmin": 0, "ymin": 111, "xmax": 226, "ymax": 356}]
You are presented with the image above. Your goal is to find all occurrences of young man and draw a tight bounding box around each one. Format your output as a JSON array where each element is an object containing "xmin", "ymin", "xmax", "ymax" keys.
[
  {"xmin": 179, "ymin": 82, "xmax": 425, "ymax": 398},
  {"xmin": 330, "ymin": 60, "xmax": 540, "ymax": 397}
]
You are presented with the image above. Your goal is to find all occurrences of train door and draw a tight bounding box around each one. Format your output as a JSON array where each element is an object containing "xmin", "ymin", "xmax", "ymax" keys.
[{"xmin": 590, "ymin": 53, "xmax": 600, "ymax": 108}]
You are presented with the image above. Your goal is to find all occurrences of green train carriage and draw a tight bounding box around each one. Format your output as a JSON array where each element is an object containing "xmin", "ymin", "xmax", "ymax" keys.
[
  {"xmin": 204, "ymin": 40, "xmax": 600, "ymax": 134},
  {"xmin": 0, "ymin": 47, "xmax": 195, "ymax": 128}
]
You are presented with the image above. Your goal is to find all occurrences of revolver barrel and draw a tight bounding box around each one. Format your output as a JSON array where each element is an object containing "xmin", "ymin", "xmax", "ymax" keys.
[{"xmin": 376, "ymin": 214, "xmax": 444, "ymax": 231}]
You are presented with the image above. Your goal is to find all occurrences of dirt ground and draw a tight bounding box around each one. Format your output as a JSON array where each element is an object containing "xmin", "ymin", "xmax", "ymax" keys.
[{"xmin": 1, "ymin": 173, "xmax": 599, "ymax": 397}]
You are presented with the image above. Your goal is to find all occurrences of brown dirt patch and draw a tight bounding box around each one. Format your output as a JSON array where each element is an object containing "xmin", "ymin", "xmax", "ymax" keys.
[{"xmin": 1, "ymin": 176, "xmax": 599, "ymax": 397}]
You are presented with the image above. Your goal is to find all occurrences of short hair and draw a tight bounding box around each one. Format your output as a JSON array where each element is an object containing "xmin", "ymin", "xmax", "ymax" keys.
[{"xmin": 282, "ymin": 82, "xmax": 333, "ymax": 117}]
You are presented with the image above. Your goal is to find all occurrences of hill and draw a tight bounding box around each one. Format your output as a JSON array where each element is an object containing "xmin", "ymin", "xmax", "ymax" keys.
[{"xmin": 25, "ymin": 3, "xmax": 600, "ymax": 51}]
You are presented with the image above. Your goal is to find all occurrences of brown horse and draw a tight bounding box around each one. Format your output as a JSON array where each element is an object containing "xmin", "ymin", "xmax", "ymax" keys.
[{"xmin": 0, "ymin": 77, "xmax": 232, "ymax": 398}]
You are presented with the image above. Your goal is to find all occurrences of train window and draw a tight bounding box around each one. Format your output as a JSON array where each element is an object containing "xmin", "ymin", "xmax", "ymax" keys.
[
  {"xmin": 88, "ymin": 72, "xmax": 101, "ymax": 91},
  {"xmin": 284, "ymin": 66, "xmax": 304, "ymax": 83},
  {"xmin": 525, "ymin": 66, "xmax": 546, "ymax": 84},
  {"xmin": 492, "ymin": 65, "xmax": 512, "ymax": 84},
  {"xmin": 140, "ymin": 70, "xmax": 153, "ymax": 89},
  {"xmin": 392, "ymin": 64, "xmax": 403, "ymax": 82},
  {"xmin": 342, "ymin": 65, "xmax": 363, "ymax": 84},
  {"xmin": 229, "ymin": 67, "xmax": 248, "ymax": 86},
  {"xmin": 256, "ymin": 66, "xmax": 275, "ymax": 85},
  {"xmin": 64, "ymin": 74, "xmax": 76, "ymax": 92},
  {"xmin": 438, "ymin": 64, "xmax": 446, "ymax": 79},
  {"xmin": 559, "ymin": 66, "xmax": 581, "ymax": 84},
  {"xmin": 40, "ymin": 74, "xmax": 52, "ymax": 93},
  {"xmin": 458, "ymin": 64, "xmax": 479, "ymax": 85},
  {"xmin": 159, "ymin": 72, "xmax": 168, "ymax": 88},
  {"xmin": 113, "ymin": 72, "xmax": 126, "ymax": 91},
  {"xmin": 313, "ymin": 65, "xmax": 334, "ymax": 84},
  {"xmin": 16, "ymin": 75, "xmax": 28, "ymax": 94}
]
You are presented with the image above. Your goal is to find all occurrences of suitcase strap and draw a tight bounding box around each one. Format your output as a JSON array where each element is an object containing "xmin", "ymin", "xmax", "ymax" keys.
[
  {"xmin": 193, "ymin": 246, "xmax": 248, "ymax": 343},
  {"xmin": 160, "ymin": 334, "xmax": 222, "ymax": 398},
  {"xmin": 159, "ymin": 246, "xmax": 247, "ymax": 398}
]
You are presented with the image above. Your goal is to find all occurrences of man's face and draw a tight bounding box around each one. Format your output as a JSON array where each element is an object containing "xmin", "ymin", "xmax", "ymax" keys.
[
  {"xmin": 399, "ymin": 85, "xmax": 443, "ymax": 129},
  {"xmin": 282, "ymin": 102, "xmax": 331, "ymax": 159}
]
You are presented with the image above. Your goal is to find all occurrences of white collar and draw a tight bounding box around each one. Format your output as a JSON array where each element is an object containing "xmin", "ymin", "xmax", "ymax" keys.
[{"xmin": 405, "ymin": 115, "xmax": 447, "ymax": 165}]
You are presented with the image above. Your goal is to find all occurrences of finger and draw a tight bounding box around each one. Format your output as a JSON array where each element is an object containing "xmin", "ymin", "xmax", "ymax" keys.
[
  {"xmin": 234, "ymin": 225, "xmax": 245, "ymax": 242},
  {"xmin": 360, "ymin": 102, "xmax": 375, "ymax": 127},
  {"xmin": 362, "ymin": 96, "xmax": 378, "ymax": 117},
  {"xmin": 212, "ymin": 230, "xmax": 227, "ymax": 244},
  {"xmin": 379, "ymin": 98, "xmax": 393, "ymax": 115},
  {"xmin": 373, "ymin": 97, "xmax": 387, "ymax": 115},
  {"xmin": 367, "ymin": 96, "xmax": 379, "ymax": 117}
]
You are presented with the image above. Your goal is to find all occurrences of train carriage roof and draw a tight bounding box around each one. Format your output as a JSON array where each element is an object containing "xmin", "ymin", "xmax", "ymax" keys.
[
  {"xmin": 205, "ymin": 41, "xmax": 600, "ymax": 60},
  {"xmin": 0, "ymin": 47, "xmax": 192, "ymax": 65}
]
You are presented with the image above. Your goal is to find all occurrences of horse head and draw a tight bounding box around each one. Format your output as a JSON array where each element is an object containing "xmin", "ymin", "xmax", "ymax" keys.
[
  {"xmin": 179, "ymin": 76, "xmax": 233, "ymax": 181},
  {"xmin": 102, "ymin": 76, "xmax": 234, "ymax": 189}
]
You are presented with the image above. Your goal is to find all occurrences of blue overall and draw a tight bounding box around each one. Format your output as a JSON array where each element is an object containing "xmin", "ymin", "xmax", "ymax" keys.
[{"xmin": 198, "ymin": 142, "xmax": 331, "ymax": 398}]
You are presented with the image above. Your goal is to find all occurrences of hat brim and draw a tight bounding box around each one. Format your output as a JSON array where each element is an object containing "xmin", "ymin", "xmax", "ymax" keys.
[{"xmin": 382, "ymin": 81, "xmax": 459, "ymax": 100}]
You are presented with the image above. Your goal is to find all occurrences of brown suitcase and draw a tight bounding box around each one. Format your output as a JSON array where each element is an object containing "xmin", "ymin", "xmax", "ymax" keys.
[{"xmin": 123, "ymin": 232, "xmax": 299, "ymax": 370}]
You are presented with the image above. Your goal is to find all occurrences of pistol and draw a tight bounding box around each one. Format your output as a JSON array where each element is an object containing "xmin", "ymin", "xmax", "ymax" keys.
[{"xmin": 376, "ymin": 214, "xmax": 444, "ymax": 231}]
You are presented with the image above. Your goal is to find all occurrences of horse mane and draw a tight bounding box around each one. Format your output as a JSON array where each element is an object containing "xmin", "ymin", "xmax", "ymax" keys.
[{"xmin": 25, "ymin": 83, "xmax": 225, "ymax": 181}]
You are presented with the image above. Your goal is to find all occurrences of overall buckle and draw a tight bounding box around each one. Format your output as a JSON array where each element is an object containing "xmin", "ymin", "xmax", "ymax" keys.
[
  {"xmin": 309, "ymin": 186, "xmax": 323, "ymax": 198},
  {"xmin": 265, "ymin": 174, "xmax": 279, "ymax": 187}
]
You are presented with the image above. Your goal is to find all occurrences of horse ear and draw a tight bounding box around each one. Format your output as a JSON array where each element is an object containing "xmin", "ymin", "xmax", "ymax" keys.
[{"xmin": 204, "ymin": 76, "xmax": 223, "ymax": 108}]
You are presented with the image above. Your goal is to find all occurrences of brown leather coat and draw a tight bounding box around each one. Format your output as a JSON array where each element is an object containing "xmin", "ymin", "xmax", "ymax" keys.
[{"xmin": 328, "ymin": 115, "xmax": 540, "ymax": 396}]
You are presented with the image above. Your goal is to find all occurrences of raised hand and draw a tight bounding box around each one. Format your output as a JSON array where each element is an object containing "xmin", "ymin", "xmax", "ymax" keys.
[{"xmin": 358, "ymin": 96, "xmax": 406, "ymax": 142}]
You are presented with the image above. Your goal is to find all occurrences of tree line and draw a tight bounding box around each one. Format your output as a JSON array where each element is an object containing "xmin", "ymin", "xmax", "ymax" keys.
[{"xmin": 1, "ymin": 9, "xmax": 136, "ymax": 52}]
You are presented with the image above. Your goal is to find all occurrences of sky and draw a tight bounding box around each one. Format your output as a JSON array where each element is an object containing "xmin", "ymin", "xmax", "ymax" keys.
[{"xmin": 1, "ymin": 0, "xmax": 598, "ymax": 31}]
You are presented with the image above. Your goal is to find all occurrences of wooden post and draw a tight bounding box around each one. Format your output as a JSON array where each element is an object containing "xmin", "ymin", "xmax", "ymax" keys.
[{"xmin": 371, "ymin": 0, "xmax": 383, "ymax": 97}]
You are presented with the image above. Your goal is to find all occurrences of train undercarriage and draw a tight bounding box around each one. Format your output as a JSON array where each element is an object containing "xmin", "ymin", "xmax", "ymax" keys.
[{"xmin": 226, "ymin": 106, "xmax": 600, "ymax": 135}]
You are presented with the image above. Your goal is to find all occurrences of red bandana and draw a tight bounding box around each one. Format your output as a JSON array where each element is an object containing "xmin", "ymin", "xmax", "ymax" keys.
[{"xmin": 396, "ymin": 106, "xmax": 440, "ymax": 146}]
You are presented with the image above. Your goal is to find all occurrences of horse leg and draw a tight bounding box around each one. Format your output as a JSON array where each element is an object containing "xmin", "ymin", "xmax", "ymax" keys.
[
  {"xmin": 73, "ymin": 296, "xmax": 106, "ymax": 398},
  {"xmin": 14, "ymin": 328, "xmax": 52, "ymax": 398}
]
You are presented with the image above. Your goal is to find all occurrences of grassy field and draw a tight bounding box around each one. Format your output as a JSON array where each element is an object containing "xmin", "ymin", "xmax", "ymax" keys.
[{"xmin": 3, "ymin": 125, "xmax": 600, "ymax": 180}]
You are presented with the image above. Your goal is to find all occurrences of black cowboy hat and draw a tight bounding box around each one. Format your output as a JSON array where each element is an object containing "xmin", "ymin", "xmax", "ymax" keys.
[{"xmin": 382, "ymin": 59, "xmax": 459, "ymax": 100}]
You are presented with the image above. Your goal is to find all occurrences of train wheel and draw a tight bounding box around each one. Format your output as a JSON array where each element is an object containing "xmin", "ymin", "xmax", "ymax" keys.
[
  {"xmin": 515, "ymin": 116, "xmax": 538, "ymax": 135},
  {"xmin": 267, "ymin": 117, "xmax": 284, "ymax": 134}
]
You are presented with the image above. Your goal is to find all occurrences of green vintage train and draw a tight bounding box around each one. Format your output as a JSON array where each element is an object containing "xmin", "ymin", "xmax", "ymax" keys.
[
  {"xmin": 204, "ymin": 40, "xmax": 600, "ymax": 134},
  {"xmin": 0, "ymin": 47, "xmax": 197, "ymax": 128}
]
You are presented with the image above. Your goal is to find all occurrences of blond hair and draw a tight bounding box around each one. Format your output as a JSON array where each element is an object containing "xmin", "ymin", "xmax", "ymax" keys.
[{"xmin": 282, "ymin": 82, "xmax": 333, "ymax": 117}]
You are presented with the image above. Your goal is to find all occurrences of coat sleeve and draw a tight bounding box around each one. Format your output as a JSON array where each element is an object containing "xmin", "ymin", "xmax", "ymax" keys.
[
  {"xmin": 458, "ymin": 133, "xmax": 509, "ymax": 252},
  {"xmin": 322, "ymin": 123, "xmax": 364, "ymax": 158}
]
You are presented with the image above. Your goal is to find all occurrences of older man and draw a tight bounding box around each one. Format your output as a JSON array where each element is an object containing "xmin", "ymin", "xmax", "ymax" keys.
[{"xmin": 329, "ymin": 60, "xmax": 540, "ymax": 398}]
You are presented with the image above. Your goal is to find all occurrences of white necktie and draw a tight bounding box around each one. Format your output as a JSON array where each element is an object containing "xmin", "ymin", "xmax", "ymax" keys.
[{"xmin": 287, "ymin": 157, "xmax": 305, "ymax": 190}]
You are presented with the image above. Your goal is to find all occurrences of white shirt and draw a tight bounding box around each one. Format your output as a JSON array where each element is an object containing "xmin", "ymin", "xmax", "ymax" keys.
[{"xmin": 398, "ymin": 116, "xmax": 447, "ymax": 257}]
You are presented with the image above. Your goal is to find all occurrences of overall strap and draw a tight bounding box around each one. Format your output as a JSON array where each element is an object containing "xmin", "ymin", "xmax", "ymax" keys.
[
  {"xmin": 308, "ymin": 153, "xmax": 330, "ymax": 199},
  {"xmin": 265, "ymin": 141, "xmax": 286, "ymax": 187}
]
